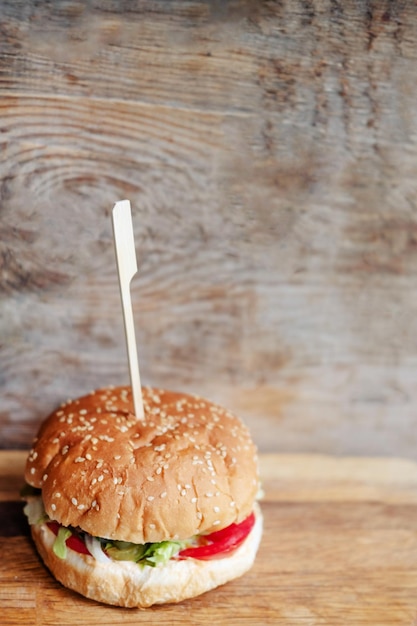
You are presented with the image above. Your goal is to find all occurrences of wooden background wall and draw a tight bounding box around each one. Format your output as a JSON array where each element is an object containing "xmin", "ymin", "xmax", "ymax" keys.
[{"xmin": 1, "ymin": 0, "xmax": 417, "ymax": 458}]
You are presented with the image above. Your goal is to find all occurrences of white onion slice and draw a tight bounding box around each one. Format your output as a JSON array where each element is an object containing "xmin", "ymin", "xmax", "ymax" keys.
[{"xmin": 85, "ymin": 534, "xmax": 110, "ymax": 563}]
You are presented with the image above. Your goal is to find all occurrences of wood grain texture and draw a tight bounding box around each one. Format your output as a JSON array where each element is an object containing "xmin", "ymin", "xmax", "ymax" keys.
[
  {"xmin": 1, "ymin": 2, "xmax": 417, "ymax": 456},
  {"xmin": 2, "ymin": 451, "xmax": 417, "ymax": 624}
]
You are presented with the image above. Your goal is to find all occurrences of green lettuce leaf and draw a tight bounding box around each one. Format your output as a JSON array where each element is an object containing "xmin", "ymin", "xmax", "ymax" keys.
[
  {"xmin": 105, "ymin": 540, "xmax": 149, "ymax": 562},
  {"xmin": 23, "ymin": 497, "xmax": 48, "ymax": 525},
  {"xmin": 53, "ymin": 527, "xmax": 72, "ymax": 559},
  {"xmin": 104, "ymin": 538, "xmax": 185, "ymax": 567},
  {"xmin": 143, "ymin": 540, "xmax": 184, "ymax": 566}
]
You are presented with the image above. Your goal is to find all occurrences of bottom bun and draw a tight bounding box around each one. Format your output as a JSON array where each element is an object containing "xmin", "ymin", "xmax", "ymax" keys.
[{"xmin": 31, "ymin": 503, "xmax": 263, "ymax": 608}]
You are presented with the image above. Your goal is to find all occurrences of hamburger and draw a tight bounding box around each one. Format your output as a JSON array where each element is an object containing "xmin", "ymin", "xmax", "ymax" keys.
[{"xmin": 23, "ymin": 385, "xmax": 263, "ymax": 607}]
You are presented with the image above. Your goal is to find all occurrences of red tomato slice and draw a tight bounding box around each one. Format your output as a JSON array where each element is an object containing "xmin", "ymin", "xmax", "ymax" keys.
[
  {"xmin": 47, "ymin": 521, "xmax": 91, "ymax": 556},
  {"xmin": 178, "ymin": 512, "xmax": 255, "ymax": 560}
]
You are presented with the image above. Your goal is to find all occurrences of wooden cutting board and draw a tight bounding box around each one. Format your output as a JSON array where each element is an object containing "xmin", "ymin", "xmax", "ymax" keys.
[{"xmin": 1, "ymin": 451, "xmax": 417, "ymax": 625}]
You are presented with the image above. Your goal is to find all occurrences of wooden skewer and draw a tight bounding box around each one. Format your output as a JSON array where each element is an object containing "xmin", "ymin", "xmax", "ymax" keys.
[{"xmin": 111, "ymin": 200, "xmax": 144, "ymax": 420}]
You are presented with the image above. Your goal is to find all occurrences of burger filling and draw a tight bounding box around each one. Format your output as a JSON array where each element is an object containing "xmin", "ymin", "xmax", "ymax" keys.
[{"xmin": 22, "ymin": 487, "xmax": 256, "ymax": 567}]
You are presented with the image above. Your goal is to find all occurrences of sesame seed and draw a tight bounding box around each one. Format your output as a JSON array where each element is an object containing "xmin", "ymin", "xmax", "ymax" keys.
[
  {"xmin": 114, "ymin": 455, "xmax": 121, "ymax": 460},
  {"xmin": 85, "ymin": 453, "xmax": 92, "ymax": 461},
  {"xmin": 92, "ymin": 500, "xmax": 97, "ymax": 508},
  {"xmin": 99, "ymin": 435, "xmax": 114, "ymax": 443},
  {"xmin": 30, "ymin": 467, "xmax": 35, "ymax": 475},
  {"xmin": 149, "ymin": 523, "xmax": 156, "ymax": 529},
  {"xmin": 191, "ymin": 497, "xmax": 197, "ymax": 503},
  {"xmin": 147, "ymin": 496, "xmax": 155, "ymax": 501},
  {"xmin": 74, "ymin": 457, "xmax": 85, "ymax": 463},
  {"xmin": 147, "ymin": 476, "xmax": 154, "ymax": 482},
  {"xmin": 181, "ymin": 489, "xmax": 187, "ymax": 496},
  {"xmin": 214, "ymin": 506, "xmax": 220, "ymax": 513},
  {"xmin": 42, "ymin": 474, "xmax": 48, "ymax": 482},
  {"xmin": 205, "ymin": 492, "xmax": 213, "ymax": 497},
  {"xmin": 213, "ymin": 520, "xmax": 221, "ymax": 526},
  {"xmin": 160, "ymin": 492, "xmax": 167, "ymax": 498},
  {"xmin": 71, "ymin": 497, "xmax": 78, "ymax": 506},
  {"xmin": 51, "ymin": 503, "xmax": 56, "ymax": 511},
  {"xmin": 98, "ymin": 475, "xmax": 104, "ymax": 482},
  {"xmin": 77, "ymin": 504, "xmax": 85, "ymax": 510}
]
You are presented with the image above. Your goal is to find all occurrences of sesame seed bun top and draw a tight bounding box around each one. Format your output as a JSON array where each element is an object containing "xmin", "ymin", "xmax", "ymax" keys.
[{"xmin": 25, "ymin": 386, "xmax": 259, "ymax": 544}]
